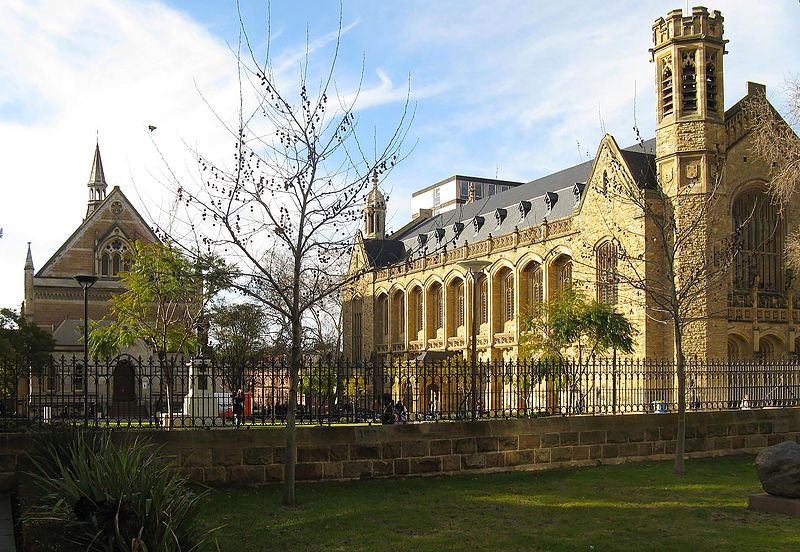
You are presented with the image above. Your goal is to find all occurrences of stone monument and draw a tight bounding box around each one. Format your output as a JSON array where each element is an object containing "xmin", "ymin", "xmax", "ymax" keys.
[
  {"xmin": 748, "ymin": 440, "xmax": 800, "ymax": 516},
  {"xmin": 169, "ymin": 356, "xmax": 220, "ymax": 428}
]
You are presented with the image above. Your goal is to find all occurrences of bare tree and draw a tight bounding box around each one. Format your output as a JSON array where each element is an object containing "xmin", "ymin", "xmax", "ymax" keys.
[
  {"xmin": 593, "ymin": 138, "xmax": 733, "ymax": 475},
  {"xmin": 163, "ymin": 12, "xmax": 412, "ymax": 504},
  {"xmin": 746, "ymin": 79, "xmax": 800, "ymax": 267}
]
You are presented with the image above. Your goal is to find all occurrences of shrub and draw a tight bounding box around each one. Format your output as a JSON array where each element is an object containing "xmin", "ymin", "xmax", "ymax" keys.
[{"xmin": 29, "ymin": 430, "xmax": 211, "ymax": 551}]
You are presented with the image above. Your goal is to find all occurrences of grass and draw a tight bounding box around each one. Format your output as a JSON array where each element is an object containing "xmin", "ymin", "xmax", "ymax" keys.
[{"xmin": 198, "ymin": 455, "xmax": 800, "ymax": 552}]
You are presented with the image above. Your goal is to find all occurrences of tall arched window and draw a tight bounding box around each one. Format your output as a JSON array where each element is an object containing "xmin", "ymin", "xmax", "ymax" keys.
[
  {"xmin": 525, "ymin": 263, "xmax": 544, "ymax": 306},
  {"xmin": 596, "ymin": 241, "xmax": 618, "ymax": 305},
  {"xmin": 457, "ymin": 281, "xmax": 465, "ymax": 327},
  {"xmin": 376, "ymin": 294, "xmax": 388, "ymax": 343},
  {"xmin": 433, "ymin": 285, "xmax": 443, "ymax": 330},
  {"xmin": 351, "ymin": 297, "xmax": 363, "ymax": 361},
  {"xmin": 391, "ymin": 290, "xmax": 405, "ymax": 343},
  {"xmin": 681, "ymin": 50, "xmax": 697, "ymax": 113},
  {"xmin": 552, "ymin": 256, "xmax": 573, "ymax": 292},
  {"xmin": 479, "ymin": 277, "xmax": 488, "ymax": 324},
  {"xmin": 661, "ymin": 56, "xmax": 673, "ymax": 117},
  {"xmin": 706, "ymin": 52, "xmax": 718, "ymax": 112},
  {"xmin": 732, "ymin": 188, "xmax": 784, "ymax": 292},
  {"xmin": 504, "ymin": 272, "xmax": 514, "ymax": 322}
]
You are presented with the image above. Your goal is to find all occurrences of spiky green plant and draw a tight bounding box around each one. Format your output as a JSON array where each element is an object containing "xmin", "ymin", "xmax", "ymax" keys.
[{"xmin": 28, "ymin": 430, "xmax": 212, "ymax": 551}]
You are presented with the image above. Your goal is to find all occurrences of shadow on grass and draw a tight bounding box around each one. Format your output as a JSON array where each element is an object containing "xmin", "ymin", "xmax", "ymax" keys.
[{"xmin": 200, "ymin": 455, "xmax": 800, "ymax": 552}]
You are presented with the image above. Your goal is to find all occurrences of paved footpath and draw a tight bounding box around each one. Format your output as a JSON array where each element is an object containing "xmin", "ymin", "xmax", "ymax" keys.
[{"xmin": 0, "ymin": 494, "xmax": 15, "ymax": 552}]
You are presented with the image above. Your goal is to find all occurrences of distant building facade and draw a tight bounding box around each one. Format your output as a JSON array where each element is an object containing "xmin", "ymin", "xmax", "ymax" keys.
[
  {"xmin": 22, "ymin": 143, "xmax": 164, "ymax": 418},
  {"xmin": 344, "ymin": 7, "xmax": 800, "ymax": 364},
  {"xmin": 409, "ymin": 175, "xmax": 523, "ymax": 219}
]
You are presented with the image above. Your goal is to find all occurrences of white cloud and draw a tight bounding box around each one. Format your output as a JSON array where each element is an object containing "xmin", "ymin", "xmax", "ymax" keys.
[
  {"xmin": 0, "ymin": 1, "xmax": 233, "ymax": 307},
  {"xmin": 0, "ymin": 0, "xmax": 418, "ymax": 309},
  {"xmin": 381, "ymin": 0, "xmax": 799, "ymax": 222},
  {"xmin": 0, "ymin": 0, "xmax": 798, "ymax": 310}
]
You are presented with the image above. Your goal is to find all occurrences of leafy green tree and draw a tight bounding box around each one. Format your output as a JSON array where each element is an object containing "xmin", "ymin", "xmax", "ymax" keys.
[
  {"xmin": 209, "ymin": 302, "xmax": 270, "ymax": 392},
  {"xmin": 0, "ymin": 308, "xmax": 55, "ymax": 398},
  {"xmin": 90, "ymin": 241, "xmax": 228, "ymax": 427},
  {"xmin": 519, "ymin": 289, "xmax": 635, "ymax": 412},
  {"xmin": 0, "ymin": 308, "xmax": 55, "ymax": 364}
]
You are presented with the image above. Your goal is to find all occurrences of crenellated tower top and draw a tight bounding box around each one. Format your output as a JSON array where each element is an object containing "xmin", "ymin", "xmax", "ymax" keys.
[
  {"xmin": 651, "ymin": 6, "xmax": 729, "ymax": 164},
  {"xmin": 651, "ymin": 7, "xmax": 725, "ymax": 51}
]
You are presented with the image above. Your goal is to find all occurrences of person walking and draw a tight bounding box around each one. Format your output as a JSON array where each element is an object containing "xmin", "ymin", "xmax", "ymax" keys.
[{"xmin": 233, "ymin": 388, "xmax": 245, "ymax": 429}]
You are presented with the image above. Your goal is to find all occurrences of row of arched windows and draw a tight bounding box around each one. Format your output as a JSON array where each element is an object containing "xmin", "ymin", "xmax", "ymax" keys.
[{"xmin": 370, "ymin": 255, "xmax": 576, "ymax": 346}]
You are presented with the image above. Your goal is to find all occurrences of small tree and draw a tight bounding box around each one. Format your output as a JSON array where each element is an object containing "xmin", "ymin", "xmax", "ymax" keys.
[
  {"xmin": 0, "ymin": 308, "xmax": 55, "ymax": 399},
  {"xmin": 0, "ymin": 308, "xmax": 55, "ymax": 365},
  {"xmin": 90, "ymin": 241, "xmax": 228, "ymax": 428},
  {"xmin": 519, "ymin": 289, "xmax": 635, "ymax": 412},
  {"xmin": 209, "ymin": 302, "xmax": 270, "ymax": 392}
]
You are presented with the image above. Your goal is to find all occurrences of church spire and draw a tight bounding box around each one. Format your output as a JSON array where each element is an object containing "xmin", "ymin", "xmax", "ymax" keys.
[
  {"xmin": 25, "ymin": 242, "xmax": 34, "ymax": 270},
  {"xmin": 23, "ymin": 242, "xmax": 35, "ymax": 321},
  {"xmin": 87, "ymin": 141, "xmax": 108, "ymax": 217}
]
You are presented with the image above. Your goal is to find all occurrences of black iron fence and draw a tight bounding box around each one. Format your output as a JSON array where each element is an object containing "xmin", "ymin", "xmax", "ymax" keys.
[{"xmin": 0, "ymin": 355, "xmax": 798, "ymax": 428}]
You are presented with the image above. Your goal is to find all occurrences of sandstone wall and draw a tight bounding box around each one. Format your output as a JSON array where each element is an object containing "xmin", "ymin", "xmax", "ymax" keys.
[{"xmin": 2, "ymin": 407, "xmax": 799, "ymax": 490}]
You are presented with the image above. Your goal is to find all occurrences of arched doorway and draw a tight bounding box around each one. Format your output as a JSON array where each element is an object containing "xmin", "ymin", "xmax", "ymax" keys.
[{"xmin": 113, "ymin": 358, "xmax": 136, "ymax": 403}]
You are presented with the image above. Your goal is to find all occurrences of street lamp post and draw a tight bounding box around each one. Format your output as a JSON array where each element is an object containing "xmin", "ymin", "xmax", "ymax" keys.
[
  {"xmin": 458, "ymin": 259, "xmax": 491, "ymax": 421},
  {"xmin": 75, "ymin": 275, "xmax": 98, "ymax": 427}
]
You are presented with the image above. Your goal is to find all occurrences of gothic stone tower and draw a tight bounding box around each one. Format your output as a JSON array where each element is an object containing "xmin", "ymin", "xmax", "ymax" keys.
[{"xmin": 651, "ymin": 6, "xmax": 728, "ymax": 358}]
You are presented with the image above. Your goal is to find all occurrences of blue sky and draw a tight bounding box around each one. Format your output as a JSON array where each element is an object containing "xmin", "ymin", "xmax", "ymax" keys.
[{"xmin": 0, "ymin": 0, "xmax": 798, "ymax": 308}]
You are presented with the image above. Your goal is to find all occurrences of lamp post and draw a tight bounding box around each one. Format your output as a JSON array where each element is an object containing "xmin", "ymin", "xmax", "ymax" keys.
[
  {"xmin": 75, "ymin": 275, "xmax": 98, "ymax": 427},
  {"xmin": 458, "ymin": 259, "xmax": 491, "ymax": 421}
]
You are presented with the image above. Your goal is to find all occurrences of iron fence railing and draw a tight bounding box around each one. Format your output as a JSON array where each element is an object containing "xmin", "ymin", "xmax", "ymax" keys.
[{"xmin": 0, "ymin": 355, "xmax": 798, "ymax": 428}]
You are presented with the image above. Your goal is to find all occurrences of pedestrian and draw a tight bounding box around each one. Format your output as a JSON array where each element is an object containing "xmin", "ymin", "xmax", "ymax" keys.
[
  {"xmin": 233, "ymin": 388, "xmax": 245, "ymax": 428},
  {"xmin": 395, "ymin": 400, "xmax": 407, "ymax": 424}
]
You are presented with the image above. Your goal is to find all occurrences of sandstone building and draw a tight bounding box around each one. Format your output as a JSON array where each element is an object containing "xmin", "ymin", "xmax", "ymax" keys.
[
  {"xmin": 22, "ymin": 143, "xmax": 160, "ymax": 416},
  {"xmin": 344, "ymin": 7, "xmax": 799, "ymax": 363}
]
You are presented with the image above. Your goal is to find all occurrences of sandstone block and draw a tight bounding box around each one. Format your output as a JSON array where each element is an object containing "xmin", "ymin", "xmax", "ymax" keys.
[
  {"xmin": 243, "ymin": 447, "xmax": 273, "ymax": 465},
  {"xmin": 410, "ymin": 457, "xmax": 442, "ymax": 474}
]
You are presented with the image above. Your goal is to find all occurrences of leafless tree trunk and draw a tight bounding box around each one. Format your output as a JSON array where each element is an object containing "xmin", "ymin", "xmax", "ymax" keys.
[
  {"xmin": 596, "ymin": 138, "xmax": 733, "ymax": 475},
  {"xmin": 157, "ymin": 9, "xmax": 412, "ymax": 504}
]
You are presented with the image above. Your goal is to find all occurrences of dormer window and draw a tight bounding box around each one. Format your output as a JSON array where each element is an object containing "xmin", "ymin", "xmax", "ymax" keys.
[
  {"xmin": 494, "ymin": 208, "xmax": 507, "ymax": 226},
  {"xmin": 473, "ymin": 216, "xmax": 485, "ymax": 233},
  {"xmin": 434, "ymin": 228, "xmax": 446, "ymax": 243},
  {"xmin": 418, "ymin": 234, "xmax": 428, "ymax": 247},
  {"xmin": 573, "ymin": 183, "xmax": 585, "ymax": 203},
  {"xmin": 518, "ymin": 201, "xmax": 531, "ymax": 219},
  {"xmin": 453, "ymin": 222, "xmax": 464, "ymax": 237},
  {"xmin": 544, "ymin": 192, "xmax": 558, "ymax": 214}
]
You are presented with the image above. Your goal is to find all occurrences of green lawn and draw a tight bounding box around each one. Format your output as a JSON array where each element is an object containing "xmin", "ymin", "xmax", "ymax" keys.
[{"xmin": 199, "ymin": 455, "xmax": 800, "ymax": 552}]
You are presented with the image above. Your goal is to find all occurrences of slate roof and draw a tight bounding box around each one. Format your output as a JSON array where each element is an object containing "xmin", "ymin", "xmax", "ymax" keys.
[
  {"xmin": 52, "ymin": 319, "xmax": 112, "ymax": 348},
  {"xmin": 362, "ymin": 238, "xmax": 407, "ymax": 268},
  {"xmin": 390, "ymin": 138, "xmax": 656, "ymax": 261}
]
